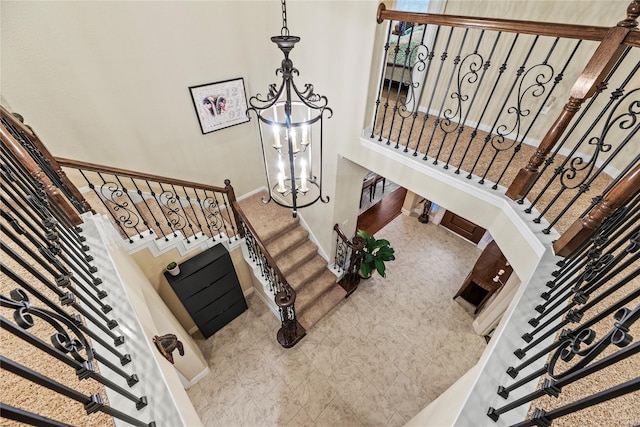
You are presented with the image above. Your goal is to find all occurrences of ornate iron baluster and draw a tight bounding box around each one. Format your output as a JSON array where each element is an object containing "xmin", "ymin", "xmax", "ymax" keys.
[
  {"xmin": 491, "ymin": 39, "xmax": 584, "ymax": 190},
  {"xmin": 411, "ymin": 26, "xmax": 441, "ymax": 156},
  {"xmin": 442, "ymin": 30, "xmax": 490, "ymax": 169},
  {"xmin": 371, "ymin": 22, "xmax": 395, "ymax": 139},
  {"xmin": 129, "ymin": 177, "xmax": 164, "ymax": 240},
  {"xmin": 427, "ymin": 28, "xmax": 471, "ymax": 163},
  {"xmin": 531, "ymin": 62, "xmax": 640, "ymax": 233},
  {"xmin": 421, "ymin": 26, "xmax": 455, "ymax": 160},
  {"xmin": 400, "ymin": 24, "xmax": 432, "ymax": 152},
  {"xmin": 517, "ymin": 47, "xmax": 633, "ymax": 205},
  {"xmin": 456, "ymin": 33, "xmax": 519, "ymax": 175},
  {"xmin": 158, "ymin": 182, "xmax": 188, "ymax": 241},
  {"xmin": 470, "ymin": 34, "xmax": 541, "ymax": 182},
  {"xmin": 392, "ymin": 23, "xmax": 426, "ymax": 150}
]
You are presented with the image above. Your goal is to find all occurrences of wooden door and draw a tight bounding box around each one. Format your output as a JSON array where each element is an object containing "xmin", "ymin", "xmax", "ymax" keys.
[{"xmin": 440, "ymin": 210, "xmax": 486, "ymax": 244}]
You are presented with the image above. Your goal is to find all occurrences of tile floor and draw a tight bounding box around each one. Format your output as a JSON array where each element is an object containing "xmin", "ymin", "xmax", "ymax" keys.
[{"xmin": 187, "ymin": 213, "xmax": 487, "ymax": 426}]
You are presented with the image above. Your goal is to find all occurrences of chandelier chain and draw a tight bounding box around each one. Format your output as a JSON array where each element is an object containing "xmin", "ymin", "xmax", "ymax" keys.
[{"xmin": 281, "ymin": 0, "xmax": 289, "ymax": 36}]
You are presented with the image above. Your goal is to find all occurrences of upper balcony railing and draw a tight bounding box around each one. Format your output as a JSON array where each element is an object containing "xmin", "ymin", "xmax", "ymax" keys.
[{"xmin": 370, "ymin": 1, "xmax": 639, "ymax": 236}]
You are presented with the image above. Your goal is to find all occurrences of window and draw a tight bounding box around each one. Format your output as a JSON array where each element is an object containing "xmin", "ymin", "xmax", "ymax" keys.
[{"xmin": 396, "ymin": 0, "xmax": 429, "ymax": 12}]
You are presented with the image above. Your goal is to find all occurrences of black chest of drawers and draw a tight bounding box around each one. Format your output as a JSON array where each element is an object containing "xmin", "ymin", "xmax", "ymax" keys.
[{"xmin": 164, "ymin": 244, "xmax": 247, "ymax": 338}]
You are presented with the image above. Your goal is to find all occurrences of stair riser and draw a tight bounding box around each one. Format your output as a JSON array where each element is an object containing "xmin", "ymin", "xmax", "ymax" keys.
[
  {"xmin": 266, "ymin": 230, "xmax": 310, "ymax": 259},
  {"xmin": 278, "ymin": 246, "xmax": 320, "ymax": 277}
]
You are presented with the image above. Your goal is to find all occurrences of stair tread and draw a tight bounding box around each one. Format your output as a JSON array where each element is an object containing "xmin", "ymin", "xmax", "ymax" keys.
[
  {"xmin": 238, "ymin": 193, "xmax": 299, "ymax": 243},
  {"xmin": 236, "ymin": 191, "xmax": 347, "ymax": 334},
  {"xmin": 298, "ymin": 285, "xmax": 347, "ymax": 330},
  {"xmin": 265, "ymin": 226, "xmax": 309, "ymax": 259},
  {"xmin": 294, "ymin": 270, "xmax": 338, "ymax": 314},
  {"xmin": 286, "ymin": 256, "xmax": 329, "ymax": 291},
  {"xmin": 276, "ymin": 240, "xmax": 319, "ymax": 276}
]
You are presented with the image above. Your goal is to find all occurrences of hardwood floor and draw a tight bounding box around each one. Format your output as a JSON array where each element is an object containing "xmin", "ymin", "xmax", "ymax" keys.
[{"xmin": 356, "ymin": 186, "xmax": 407, "ymax": 235}]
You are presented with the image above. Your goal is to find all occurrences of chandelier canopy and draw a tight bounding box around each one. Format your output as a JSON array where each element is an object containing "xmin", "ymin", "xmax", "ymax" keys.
[{"xmin": 247, "ymin": 0, "xmax": 332, "ymax": 217}]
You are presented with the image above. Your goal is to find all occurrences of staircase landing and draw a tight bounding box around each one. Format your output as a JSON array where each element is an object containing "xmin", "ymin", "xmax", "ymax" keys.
[{"xmin": 238, "ymin": 192, "xmax": 346, "ymax": 330}]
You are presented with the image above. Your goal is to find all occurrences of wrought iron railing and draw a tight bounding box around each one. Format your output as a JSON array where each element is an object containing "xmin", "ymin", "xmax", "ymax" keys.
[
  {"xmin": 1, "ymin": 106, "xmax": 93, "ymax": 216},
  {"xmin": 55, "ymin": 158, "xmax": 240, "ymax": 246},
  {"xmin": 485, "ymin": 187, "xmax": 639, "ymax": 426},
  {"xmin": 1, "ymin": 106, "xmax": 241, "ymax": 249},
  {"xmin": 232, "ymin": 201, "xmax": 306, "ymax": 348},
  {"xmin": 372, "ymin": 2, "xmax": 639, "ymax": 234},
  {"xmin": 1, "ymin": 134, "xmax": 155, "ymax": 426},
  {"xmin": 332, "ymin": 224, "xmax": 366, "ymax": 295}
]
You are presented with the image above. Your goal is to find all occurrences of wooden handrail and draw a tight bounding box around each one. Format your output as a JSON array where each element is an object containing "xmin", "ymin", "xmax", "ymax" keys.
[
  {"xmin": 506, "ymin": 1, "xmax": 639, "ymax": 199},
  {"xmin": 0, "ymin": 107, "xmax": 94, "ymax": 214},
  {"xmin": 56, "ymin": 157, "xmax": 229, "ymax": 194},
  {"xmin": 333, "ymin": 224, "xmax": 366, "ymax": 252},
  {"xmin": 553, "ymin": 162, "xmax": 640, "ymax": 257},
  {"xmin": 376, "ymin": 3, "xmax": 610, "ymax": 41},
  {"xmin": 626, "ymin": 31, "xmax": 640, "ymax": 47},
  {"xmin": 231, "ymin": 200, "xmax": 295, "ymax": 294},
  {"xmin": 0, "ymin": 125, "xmax": 82, "ymax": 226}
]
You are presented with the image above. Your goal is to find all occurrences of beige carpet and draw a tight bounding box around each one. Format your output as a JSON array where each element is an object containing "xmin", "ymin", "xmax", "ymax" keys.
[
  {"xmin": 1, "ymin": 200, "xmax": 114, "ymax": 427},
  {"xmin": 372, "ymin": 88, "xmax": 614, "ymax": 234}
]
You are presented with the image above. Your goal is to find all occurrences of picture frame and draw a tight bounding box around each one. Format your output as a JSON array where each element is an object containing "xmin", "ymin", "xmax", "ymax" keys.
[{"xmin": 189, "ymin": 78, "xmax": 250, "ymax": 134}]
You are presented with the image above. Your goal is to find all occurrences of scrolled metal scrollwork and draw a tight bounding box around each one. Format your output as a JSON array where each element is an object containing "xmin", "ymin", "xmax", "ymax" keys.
[
  {"xmin": 558, "ymin": 88, "xmax": 639, "ymax": 190},
  {"xmin": 490, "ymin": 62, "xmax": 555, "ymax": 152},
  {"xmin": 440, "ymin": 51, "xmax": 485, "ymax": 134},
  {"xmin": 581, "ymin": 252, "xmax": 616, "ymax": 283},
  {"xmin": 548, "ymin": 305, "xmax": 639, "ymax": 380},
  {"xmin": 99, "ymin": 181, "xmax": 141, "ymax": 231},
  {"xmin": 247, "ymin": 54, "xmax": 329, "ymax": 114},
  {"xmin": 395, "ymin": 43, "xmax": 431, "ymax": 118},
  {"xmin": 2, "ymin": 288, "xmax": 95, "ymax": 364},
  {"xmin": 159, "ymin": 189, "xmax": 187, "ymax": 234},
  {"xmin": 202, "ymin": 196, "xmax": 224, "ymax": 235},
  {"xmin": 334, "ymin": 239, "xmax": 348, "ymax": 273}
]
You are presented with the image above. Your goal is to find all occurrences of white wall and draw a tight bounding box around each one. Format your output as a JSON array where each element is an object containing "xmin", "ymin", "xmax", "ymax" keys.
[
  {"xmin": 1, "ymin": 1, "xmax": 269, "ymax": 196},
  {"xmin": 1, "ymin": 0, "xmax": 381, "ymax": 257}
]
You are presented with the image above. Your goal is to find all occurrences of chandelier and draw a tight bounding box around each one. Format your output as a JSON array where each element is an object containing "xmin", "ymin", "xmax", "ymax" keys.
[{"xmin": 247, "ymin": 0, "xmax": 331, "ymax": 217}]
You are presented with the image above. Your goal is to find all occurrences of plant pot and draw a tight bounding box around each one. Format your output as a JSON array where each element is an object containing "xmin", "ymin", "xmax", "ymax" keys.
[
  {"xmin": 358, "ymin": 271, "xmax": 372, "ymax": 280},
  {"xmin": 166, "ymin": 264, "xmax": 180, "ymax": 276}
]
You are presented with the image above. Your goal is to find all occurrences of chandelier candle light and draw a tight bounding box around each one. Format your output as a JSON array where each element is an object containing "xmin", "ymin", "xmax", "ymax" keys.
[{"xmin": 247, "ymin": 0, "xmax": 332, "ymax": 217}]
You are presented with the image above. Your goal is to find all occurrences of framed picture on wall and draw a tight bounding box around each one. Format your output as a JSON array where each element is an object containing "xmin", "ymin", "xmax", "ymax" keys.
[{"xmin": 189, "ymin": 78, "xmax": 250, "ymax": 134}]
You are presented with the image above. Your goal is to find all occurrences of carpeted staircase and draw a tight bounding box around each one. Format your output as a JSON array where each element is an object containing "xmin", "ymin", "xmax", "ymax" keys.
[
  {"xmin": 238, "ymin": 192, "xmax": 346, "ymax": 330},
  {"xmin": 83, "ymin": 184, "xmax": 346, "ymax": 332}
]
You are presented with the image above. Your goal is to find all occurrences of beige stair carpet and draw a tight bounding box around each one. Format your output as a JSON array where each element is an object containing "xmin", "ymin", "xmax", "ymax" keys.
[{"xmin": 238, "ymin": 192, "xmax": 346, "ymax": 330}]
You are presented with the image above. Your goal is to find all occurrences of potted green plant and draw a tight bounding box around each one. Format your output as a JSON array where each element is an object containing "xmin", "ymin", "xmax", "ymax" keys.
[
  {"xmin": 356, "ymin": 229, "xmax": 395, "ymax": 279},
  {"xmin": 166, "ymin": 261, "xmax": 180, "ymax": 277}
]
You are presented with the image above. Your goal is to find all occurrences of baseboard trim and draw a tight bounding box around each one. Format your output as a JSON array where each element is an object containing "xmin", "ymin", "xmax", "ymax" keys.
[{"xmin": 178, "ymin": 366, "xmax": 211, "ymax": 389}]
